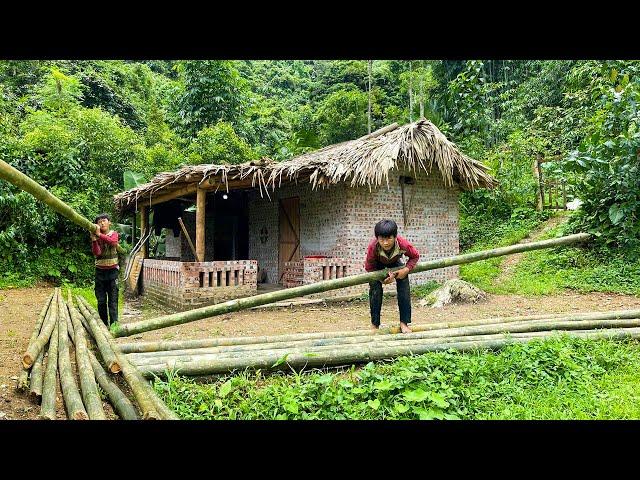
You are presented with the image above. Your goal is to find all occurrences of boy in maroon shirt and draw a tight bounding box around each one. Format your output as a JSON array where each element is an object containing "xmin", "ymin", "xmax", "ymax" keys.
[
  {"xmin": 90, "ymin": 213, "xmax": 120, "ymax": 326},
  {"xmin": 364, "ymin": 219, "xmax": 420, "ymax": 333}
]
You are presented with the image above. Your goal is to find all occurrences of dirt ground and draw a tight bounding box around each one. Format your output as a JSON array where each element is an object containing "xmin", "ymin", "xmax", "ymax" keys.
[
  {"xmin": 0, "ymin": 286, "xmax": 120, "ymax": 420},
  {"xmin": 3, "ymin": 285, "xmax": 640, "ymax": 420}
]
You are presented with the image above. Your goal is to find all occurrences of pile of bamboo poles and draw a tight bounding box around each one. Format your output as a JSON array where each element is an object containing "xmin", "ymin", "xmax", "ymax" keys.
[
  {"xmin": 122, "ymin": 309, "xmax": 640, "ymax": 378},
  {"xmin": 17, "ymin": 288, "xmax": 178, "ymax": 420}
]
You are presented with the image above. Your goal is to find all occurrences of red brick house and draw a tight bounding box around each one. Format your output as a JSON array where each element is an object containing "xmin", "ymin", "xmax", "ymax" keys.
[{"xmin": 114, "ymin": 119, "xmax": 497, "ymax": 312}]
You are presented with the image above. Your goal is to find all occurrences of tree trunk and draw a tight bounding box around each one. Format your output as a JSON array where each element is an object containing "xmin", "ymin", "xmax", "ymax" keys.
[
  {"xmin": 134, "ymin": 327, "xmax": 640, "ymax": 378},
  {"xmin": 408, "ymin": 60, "xmax": 413, "ymax": 123},
  {"xmin": 368, "ymin": 59, "xmax": 372, "ymax": 134},
  {"xmin": 66, "ymin": 291, "xmax": 107, "ymax": 420},
  {"xmin": 57, "ymin": 296, "xmax": 89, "ymax": 420},
  {"xmin": 23, "ymin": 288, "xmax": 61, "ymax": 368},
  {"xmin": 17, "ymin": 291, "xmax": 54, "ymax": 391},
  {"xmin": 112, "ymin": 232, "xmax": 592, "ymax": 338}
]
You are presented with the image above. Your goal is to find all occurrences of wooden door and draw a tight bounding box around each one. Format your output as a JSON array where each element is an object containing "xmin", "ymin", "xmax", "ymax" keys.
[{"xmin": 278, "ymin": 197, "xmax": 300, "ymax": 283}]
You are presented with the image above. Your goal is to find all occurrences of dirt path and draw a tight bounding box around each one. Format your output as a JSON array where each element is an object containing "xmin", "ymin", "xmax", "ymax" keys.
[{"xmin": 493, "ymin": 213, "xmax": 569, "ymax": 285}]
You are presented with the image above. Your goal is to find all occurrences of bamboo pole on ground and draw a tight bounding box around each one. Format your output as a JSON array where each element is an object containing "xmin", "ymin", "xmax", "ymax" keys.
[
  {"xmin": 66, "ymin": 295, "xmax": 140, "ymax": 420},
  {"xmin": 126, "ymin": 316, "xmax": 640, "ymax": 363},
  {"xmin": 112, "ymin": 232, "xmax": 592, "ymax": 337},
  {"xmin": 18, "ymin": 291, "xmax": 54, "ymax": 391},
  {"xmin": 29, "ymin": 349, "xmax": 46, "ymax": 402},
  {"xmin": 127, "ymin": 318, "xmax": 640, "ymax": 366},
  {"xmin": 117, "ymin": 308, "xmax": 640, "ymax": 354},
  {"xmin": 40, "ymin": 310, "xmax": 59, "ymax": 420},
  {"xmin": 79, "ymin": 297, "xmax": 179, "ymax": 420},
  {"xmin": 65, "ymin": 291, "xmax": 106, "ymax": 420},
  {"xmin": 87, "ymin": 352, "xmax": 139, "ymax": 420},
  {"xmin": 76, "ymin": 296, "xmax": 179, "ymax": 420},
  {"xmin": 134, "ymin": 327, "xmax": 640, "ymax": 378},
  {"xmin": 22, "ymin": 288, "xmax": 61, "ymax": 368},
  {"xmin": 75, "ymin": 296, "xmax": 162, "ymax": 420},
  {"xmin": 75, "ymin": 299, "xmax": 121, "ymax": 374},
  {"xmin": 57, "ymin": 296, "xmax": 88, "ymax": 420}
]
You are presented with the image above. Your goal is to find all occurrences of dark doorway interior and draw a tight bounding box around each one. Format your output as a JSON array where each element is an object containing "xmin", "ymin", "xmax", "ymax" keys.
[{"xmin": 212, "ymin": 190, "xmax": 249, "ymax": 261}]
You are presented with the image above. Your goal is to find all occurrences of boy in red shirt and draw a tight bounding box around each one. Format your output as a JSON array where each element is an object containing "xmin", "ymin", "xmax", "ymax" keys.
[
  {"xmin": 90, "ymin": 213, "xmax": 120, "ymax": 326},
  {"xmin": 364, "ymin": 219, "xmax": 420, "ymax": 333}
]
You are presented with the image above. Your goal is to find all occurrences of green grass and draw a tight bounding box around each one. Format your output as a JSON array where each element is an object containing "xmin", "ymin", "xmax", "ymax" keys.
[{"xmin": 153, "ymin": 335, "xmax": 640, "ymax": 420}]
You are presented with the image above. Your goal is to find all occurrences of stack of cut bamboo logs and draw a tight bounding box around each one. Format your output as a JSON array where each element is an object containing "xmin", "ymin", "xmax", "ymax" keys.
[
  {"xmin": 122, "ymin": 309, "xmax": 640, "ymax": 378},
  {"xmin": 17, "ymin": 288, "xmax": 178, "ymax": 420}
]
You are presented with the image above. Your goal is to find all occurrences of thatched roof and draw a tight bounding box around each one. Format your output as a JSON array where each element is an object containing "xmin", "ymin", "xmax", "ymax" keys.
[{"xmin": 114, "ymin": 119, "xmax": 497, "ymax": 212}]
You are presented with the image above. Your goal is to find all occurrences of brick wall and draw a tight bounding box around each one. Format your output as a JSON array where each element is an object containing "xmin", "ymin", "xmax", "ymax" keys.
[
  {"xmin": 248, "ymin": 169, "xmax": 459, "ymax": 296},
  {"xmin": 141, "ymin": 259, "xmax": 257, "ymax": 312},
  {"xmin": 248, "ymin": 183, "xmax": 350, "ymax": 284}
]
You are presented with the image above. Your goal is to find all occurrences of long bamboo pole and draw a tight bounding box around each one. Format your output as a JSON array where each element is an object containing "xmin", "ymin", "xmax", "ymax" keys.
[
  {"xmin": 29, "ymin": 348, "xmax": 46, "ymax": 402},
  {"xmin": 57, "ymin": 296, "xmax": 88, "ymax": 420},
  {"xmin": 66, "ymin": 291, "xmax": 106, "ymax": 420},
  {"xmin": 18, "ymin": 291, "xmax": 54, "ymax": 391},
  {"xmin": 112, "ymin": 232, "xmax": 592, "ymax": 337},
  {"xmin": 40, "ymin": 291, "xmax": 59, "ymax": 419},
  {"xmin": 0, "ymin": 159, "xmax": 124, "ymax": 252},
  {"xmin": 22, "ymin": 288, "xmax": 61, "ymax": 368},
  {"xmin": 125, "ymin": 316, "xmax": 640, "ymax": 363},
  {"xmin": 76, "ymin": 300, "xmax": 121, "ymax": 374},
  {"xmin": 67, "ymin": 296, "xmax": 140, "ymax": 420},
  {"xmin": 76, "ymin": 296, "xmax": 179, "ymax": 420},
  {"xmin": 134, "ymin": 327, "xmax": 640, "ymax": 378},
  {"xmin": 116, "ymin": 308, "xmax": 640, "ymax": 354},
  {"xmin": 87, "ymin": 352, "xmax": 139, "ymax": 420},
  {"xmin": 75, "ymin": 296, "xmax": 164, "ymax": 420},
  {"xmin": 40, "ymin": 300, "xmax": 59, "ymax": 421},
  {"xmin": 128, "ymin": 318, "xmax": 640, "ymax": 366}
]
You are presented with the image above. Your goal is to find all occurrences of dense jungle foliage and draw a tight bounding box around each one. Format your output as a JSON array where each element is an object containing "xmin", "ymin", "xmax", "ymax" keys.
[{"xmin": 0, "ymin": 59, "xmax": 638, "ymax": 287}]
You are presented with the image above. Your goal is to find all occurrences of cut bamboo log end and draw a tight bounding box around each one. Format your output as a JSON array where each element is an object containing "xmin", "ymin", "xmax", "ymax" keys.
[
  {"xmin": 17, "ymin": 290, "xmax": 55, "ymax": 391},
  {"xmin": 22, "ymin": 288, "xmax": 61, "ymax": 368}
]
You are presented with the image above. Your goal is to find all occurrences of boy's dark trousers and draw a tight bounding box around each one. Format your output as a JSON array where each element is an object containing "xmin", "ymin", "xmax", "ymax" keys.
[
  {"xmin": 95, "ymin": 268, "xmax": 119, "ymax": 326},
  {"xmin": 368, "ymin": 259, "xmax": 411, "ymax": 327}
]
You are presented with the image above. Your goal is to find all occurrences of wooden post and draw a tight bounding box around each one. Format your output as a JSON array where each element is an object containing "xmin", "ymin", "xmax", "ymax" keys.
[
  {"xmin": 132, "ymin": 211, "xmax": 137, "ymax": 247},
  {"xmin": 535, "ymin": 155, "xmax": 545, "ymax": 211},
  {"xmin": 196, "ymin": 188, "xmax": 206, "ymax": 263},
  {"xmin": 140, "ymin": 206, "xmax": 149, "ymax": 258}
]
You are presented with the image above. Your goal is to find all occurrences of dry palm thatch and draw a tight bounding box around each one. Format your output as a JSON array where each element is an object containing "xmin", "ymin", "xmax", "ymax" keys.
[{"xmin": 114, "ymin": 119, "xmax": 497, "ymax": 212}]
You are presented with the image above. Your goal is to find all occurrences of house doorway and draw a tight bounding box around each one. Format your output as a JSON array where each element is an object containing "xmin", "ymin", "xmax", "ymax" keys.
[
  {"xmin": 212, "ymin": 191, "xmax": 249, "ymax": 260},
  {"xmin": 278, "ymin": 196, "xmax": 300, "ymax": 283}
]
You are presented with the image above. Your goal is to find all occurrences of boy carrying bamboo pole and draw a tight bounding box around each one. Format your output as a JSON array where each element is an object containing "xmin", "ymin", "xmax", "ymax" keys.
[
  {"xmin": 364, "ymin": 219, "xmax": 420, "ymax": 333},
  {"xmin": 90, "ymin": 213, "xmax": 120, "ymax": 326}
]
